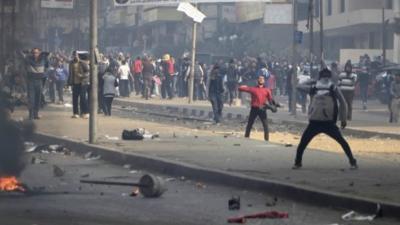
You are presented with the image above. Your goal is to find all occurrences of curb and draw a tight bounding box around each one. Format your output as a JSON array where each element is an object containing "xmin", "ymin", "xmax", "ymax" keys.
[
  {"xmin": 114, "ymin": 99, "xmax": 400, "ymax": 139},
  {"xmin": 33, "ymin": 131, "xmax": 400, "ymax": 219}
]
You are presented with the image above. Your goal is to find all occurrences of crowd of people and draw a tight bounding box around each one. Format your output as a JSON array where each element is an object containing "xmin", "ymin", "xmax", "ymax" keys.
[{"xmin": 1, "ymin": 48, "xmax": 399, "ymax": 125}]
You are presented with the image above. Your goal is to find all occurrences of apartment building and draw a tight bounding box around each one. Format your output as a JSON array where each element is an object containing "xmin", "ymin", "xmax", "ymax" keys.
[{"xmin": 298, "ymin": 0, "xmax": 395, "ymax": 63}]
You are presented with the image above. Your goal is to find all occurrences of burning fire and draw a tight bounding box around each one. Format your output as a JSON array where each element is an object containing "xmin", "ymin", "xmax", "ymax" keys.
[{"xmin": 0, "ymin": 176, "xmax": 25, "ymax": 192}]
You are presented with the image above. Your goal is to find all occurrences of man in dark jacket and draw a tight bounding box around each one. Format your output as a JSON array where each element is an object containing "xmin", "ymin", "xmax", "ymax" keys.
[
  {"xmin": 292, "ymin": 68, "xmax": 357, "ymax": 170},
  {"xmin": 24, "ymin": 48, "xmax": 49, "ymax": 120},
  {"xmin": 207, "ymin": 64, "xmax": 224, "ymax": 124}
]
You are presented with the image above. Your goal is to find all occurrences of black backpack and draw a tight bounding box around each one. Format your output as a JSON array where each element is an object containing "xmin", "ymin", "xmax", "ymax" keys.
[{"xmin": 122, "ymin": 129, "xmax": 144, "ymax": 140}]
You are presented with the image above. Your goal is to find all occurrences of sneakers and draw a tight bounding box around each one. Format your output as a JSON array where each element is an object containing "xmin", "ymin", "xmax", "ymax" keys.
[
  {"xmin": 71, "ymin": 114, "xmax": 80, "ymax": 119},
  {"xmin": 350, "ymin": 159, "xmax": 358, "ymax": 170},
  {"xmin": 82, "ymin": 114, "xmax": 90, "ymax": 119},
  {"xmin": 291, "ymin": 164, "xmax": 302, "ymax": 170}
]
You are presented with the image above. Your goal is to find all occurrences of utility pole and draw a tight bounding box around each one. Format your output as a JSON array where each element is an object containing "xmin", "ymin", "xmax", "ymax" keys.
[
  {"xmin": 309, "ymin": 0, "xmax": 314, "ymax": 76},
  {"xmin": 89, "ymin": 0, "xmax": 98, "ymax": 144},
  {"xmin": 188, "ymin": 5, "xmax": 198, "ymax": 104},
  {"xmin": 319, "ymin": 0, "xmax": 324, "ymax": 66},
  {"xmin": 394, "ymin": 0, "xmax": 400, "ymax": 63},
  {"xmin": 291, "ymin": 0, "xmax": 298, "ymax": 117},
  {"xmin": 0, "ymin": 1, "xmax": 5, "ymax": 73},
  {"xmin": 382, "ymin": 6, "xmax": 386, "ymax": 67}
]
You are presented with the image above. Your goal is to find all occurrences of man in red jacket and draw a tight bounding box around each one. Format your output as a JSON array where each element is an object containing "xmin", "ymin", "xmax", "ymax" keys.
[{"xmin": 239, "ymin": 75, "xmax": 273, "ymax": 141}]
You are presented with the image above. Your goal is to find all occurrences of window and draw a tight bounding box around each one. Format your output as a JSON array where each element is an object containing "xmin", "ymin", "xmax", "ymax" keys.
[
  {"xmin": 314, "ymin": 0, "xmax": 320, "ymax": 18},
  {"xmin": 386, "ymin": 0, "xmax": 393, "ymax": 9},
  {"xmin": 340, "ymin": 0, "xmax": 345, "ymax": 13},
  {"xmin": 327, "ymin": 0, "xmax": 332, "ymax": 16}
]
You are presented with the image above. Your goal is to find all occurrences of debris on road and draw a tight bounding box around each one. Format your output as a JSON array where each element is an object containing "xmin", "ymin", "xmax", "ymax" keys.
[
  {"xmin": 233, "ymin": 144, "xmax": 241, "ymax": 147},
  {"xmin": 130, "ymin": 187, "xmax": 140, "ymax": 197},
  {"xmin": 228, "ymin": 196, "xmax": 241, "ymax": 210},
  {"xmin": 165, "ymin": 177, "xmax": 176, "ymax": 182},
  {"xmin": 24, "ymin": 142, "xmax": 37, "ymax": 152},
  {"xmin": 80, "ymin": 173, "xmax": 90, "ymax": 178},
  {"xmin": 123, "ymin": 164, "xmax": 131, "ymax": 169},
  {"xmin": 122, "ymin": 128, "xmax": 159, "ymax": 140},
  {"xmin": 265, "ymin": 196, "xmax": 278, "ymax": 207},
  {"xmin": 84, "ymin": 152, "xmax": 101, "ymax": 161},
  {"xmin": 341, "ymin": 204, "xmax": 382, "ymax": 221},
  {"xmin": 104, "ymin": 135, "xmax": 119, "ymax": 141},
  {"xmin": 227, "ymin": 211, "xmax": 289, "ymax": 223},
  {"xmin": 31, "ymin": 156, "xmax": 46, "ymax": 164},
  {"xmin": 53, "ymin": 165, "xmax": 65, "ymax": 177},
  {"xmin": 195, "ymin": 182, "xmax": 206, "ymax": 189},
  {"xmin": 25, "ymin": 142, "xmax": 71, "ymax": 155}
]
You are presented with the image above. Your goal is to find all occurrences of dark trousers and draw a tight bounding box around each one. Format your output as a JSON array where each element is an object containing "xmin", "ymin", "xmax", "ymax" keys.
[
  {"xmin": 72, "ymin": 84, "xmax": 81, "ymax": 115},
  {"xmin": 56, "ymin": 80, "xmax": 65, "ymax": 102},
  {"xmin": 342, "ymin": 90, "xmax": 354, "ymax": 120},
  {"xmin": 119, "ymin": 79, "xmax": 130, "ymax": 97},
  {"xmin": 133, "ymin": 73, "xmax": 142, "ymax": 95},
  {"xmin": 143, "ymin": 76, "xmax": 153, "ymax": 100},
  {"xmin": 194, "ymin": 79, "xmax": 204, "ymax": 100},
  {"xmin": 49, "ymin": 80, "xmax": 56, "ymax": 103},
  {"xmin": 27, "ymin": 79, "xmax": 43, "ymax": 119},
  {"xmin": 209, "ymin": 94, "xmax": 224, "ymax": 123},
  {"xmin": 161, "ymin": 74, "xmax": 173, "ymax": 99},
  {"xmin": 245, "ymin": 107, "xmax": 269, "ymax": 141},
  {"xmin": 80, "ymin": 84, "xmax": 89, "ymax": 114},
  {"xmin": 103, "ymin": 96, "xmax": 114, "ymax": 116},
  {"xmin": 294, "ymin": 122, "xmax": 356, "ymax": 166},
  {"xmin": 227, "ymin": 82, "xmax": 237, "ymax": 105},
  {"xmin": 72, "ymin": 84, "xmax": 89, "ymax": 115}
]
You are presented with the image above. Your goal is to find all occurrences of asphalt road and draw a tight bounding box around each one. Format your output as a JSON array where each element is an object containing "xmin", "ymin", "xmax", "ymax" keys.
[{"xmin": 0, "ymin": 149, "xmax": 398, "ymax": 225}]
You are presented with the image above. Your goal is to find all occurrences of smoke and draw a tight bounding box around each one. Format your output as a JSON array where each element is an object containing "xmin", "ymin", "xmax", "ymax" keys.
[{"xmin": 0, "ymin": 90, "xmax": 35, "ymax": 177}]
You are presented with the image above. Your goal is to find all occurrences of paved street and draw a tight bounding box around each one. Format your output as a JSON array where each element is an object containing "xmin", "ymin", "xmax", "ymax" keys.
[
  {"xmin": 12, "ymin": 103, "xmax": 400, "ymax": 206},
  {"xmin": 3, "ymin": 149, "xmax": 396, "ymax": 225},
  {"xmin": 114, "ymin": 95, "xmax": 400, "ymax": 135}
]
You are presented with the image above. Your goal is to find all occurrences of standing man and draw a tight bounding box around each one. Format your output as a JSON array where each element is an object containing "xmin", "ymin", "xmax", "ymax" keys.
[
  {"xmin": 142, "ymin": 56, "xmax": 155, "ymax": 100},
  {"xmin": 358, "ymin": 66, "xmax": 370, "ymax": 110},
  {"xmin": 338, "ymin": 61, "xmax": 357, "ymax": 120},
  {"xmin": 292, "ymin": 69, "xmax": 358, "ymax": 170},
  {"xmin": 207, "ymin": 64, "xmax": 224, "ymax": 124},
  {"xmin": 24, "ymin": 48, "xmax": 49, "ymax": 120},
  {"xmin": 239, "ymin": 75, "xmax": 274, "ymax": 141},
  {"xmin": 226, "ymin": 59, "xmax": 239, "ymax": 106},
  {"xmin": 390, "ymin": 73, "xmax": 400, "ymax": 123},
  {"xmin": 193, "ymin": 61, "xmax": 204, "ymax": 101},
  {"xmin": 132, "ymin": 56, "xmax": 143, "ymax": 96},
  {"xmin": 117, "ymin": 60, "xmax": 131, "ymax": 97},
  {"xmin": 54, "ymin": 59, "xmax": 68, "ymax": 104}
]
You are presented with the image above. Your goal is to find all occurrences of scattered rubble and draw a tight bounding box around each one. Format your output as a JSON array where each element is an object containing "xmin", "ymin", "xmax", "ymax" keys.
[{"xmin": 53, "ymin": 165, "xmax": 65, "ymax": 177}]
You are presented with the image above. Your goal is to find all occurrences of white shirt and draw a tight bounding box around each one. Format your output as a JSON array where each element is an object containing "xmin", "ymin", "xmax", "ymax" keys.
[{"xmin": 118, "ymin": 64, "xmax": 130, "ymax": 80}]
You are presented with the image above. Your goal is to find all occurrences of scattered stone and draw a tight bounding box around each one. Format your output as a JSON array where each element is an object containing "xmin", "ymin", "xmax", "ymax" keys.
[
  {"xmin": 53, "ymin": 165, "xmax": 65, "ymax": 177},
  {"xmin": 233, "ymin": 143, "xmax": 241, "ymax": 147},
  {"xmin": 80, "ymin": 173, "xmax": 90, "ymax": 178}
]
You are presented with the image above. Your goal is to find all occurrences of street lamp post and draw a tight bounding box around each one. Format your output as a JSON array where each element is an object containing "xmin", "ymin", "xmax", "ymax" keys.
[{"xmin": 89, "ymin": 0, "xmax": 98, "ymax": 144}]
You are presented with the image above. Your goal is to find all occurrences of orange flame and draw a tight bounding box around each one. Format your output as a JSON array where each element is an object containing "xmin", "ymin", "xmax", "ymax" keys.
[{"xmin": 0, "ymin": 176, "xmax": 25, "ymax": 192}]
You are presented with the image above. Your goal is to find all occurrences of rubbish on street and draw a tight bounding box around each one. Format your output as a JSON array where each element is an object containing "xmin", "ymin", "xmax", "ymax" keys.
[
  {"xmin": 233, "ymin": 144, "xmax": 241, "ymax": 147},
  {"xmin": 31, "ymin": 156, "xmax": 46, "ymax": 164},
  {"xmin": 129, "ymin": 170, "xmax": 139, "ymax": 174},
  {"xmin": 25, "ymin": 142, "xmax": 37, "ymax": 152},
  {"xmin": 105, "ymin": 135, "xmax": 119, "ymax": 141},
  {"xmin": 228, "ymin": 196, "xmax": 241, "ymax": 210},
  {"xmin": 84, "ymin": 152, "xmax": 101, "ymax": 161},
  {"xmin": 122, "ymin": 128, "xmax": 157, "ymax": 140},
  {"xmin": 80, "ymin": 173, "xmax": 90, "ymax": 178},
  {"xmin": 80, "ymin": 174, "xmax": 167, "ymax": 198},
  {"xmin": 265, "ymin": 196, "xmax": 278, "ymax": 207},
  {"xmin": 53, "ymin": 165, "xmax": 65, "ymax": 177},
  {"xmin": 341, "ymin": 204, "xmax": 382, "ymax": 221},
  {"xmin": 195, "ymin": 182, "xmax": 206, "ymax": 189},
  {"xmin": 227, "ymin": 211, "xmax": 289, "ymax": 223},
  {"xmin": 130, "ymin": 187, "xmax": 140, "ymax": 197},
  {"xmin": 284, "ymin": 144, "xmax": 293, "ymax": 147},
  {"xmin": 123, "ymin": 164, "xmax": 131, "ymax": 169},
  {"xmin": 165, "ymin": 178, "xmax": 176, "ymax": 182}
]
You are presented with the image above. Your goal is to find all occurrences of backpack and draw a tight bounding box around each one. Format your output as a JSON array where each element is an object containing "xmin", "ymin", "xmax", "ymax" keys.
[
  {"xmin": 122, "ymin": 129, "xmax": 144, "ymax": 140},
  {"xmin": 308, "ymin": 81, "xmax": 338, "ymax": 122}
]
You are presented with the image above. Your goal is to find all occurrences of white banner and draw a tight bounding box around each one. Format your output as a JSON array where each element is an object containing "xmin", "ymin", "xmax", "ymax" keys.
[
  {"xmin": 114, "ymin": 0, "xmax": 273, "ymax": 7},
  {"xmin": 41, "ymin": 0, "xmax": 73, "ymax": 9},
  {"xmin": 177, "ymin": 2, "xmax": 206, "ymax": 23}
]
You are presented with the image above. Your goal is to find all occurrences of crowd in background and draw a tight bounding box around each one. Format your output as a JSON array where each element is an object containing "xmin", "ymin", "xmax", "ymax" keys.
[{"xmin": 1, "ymin": 48, "xmax": 399, "ymax": 123}]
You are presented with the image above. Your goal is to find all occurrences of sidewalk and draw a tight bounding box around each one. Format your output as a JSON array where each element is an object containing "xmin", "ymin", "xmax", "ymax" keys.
[
  {"xmin": 113, "ymin": 95, "xmax": 400, "ymax": 137},
  {"xmin": 15, "ymin": 105, "xmax": 400, "ymax": 209}
]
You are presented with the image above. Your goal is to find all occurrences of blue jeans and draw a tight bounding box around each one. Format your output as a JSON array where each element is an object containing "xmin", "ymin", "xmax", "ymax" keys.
[
  {"xmin": 27, "ymin": 79, "xmax": 43, "ymax": 119},
  {"xmin": 209, "ymin": 94, "xmax": 224, "ymax": 123}
]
